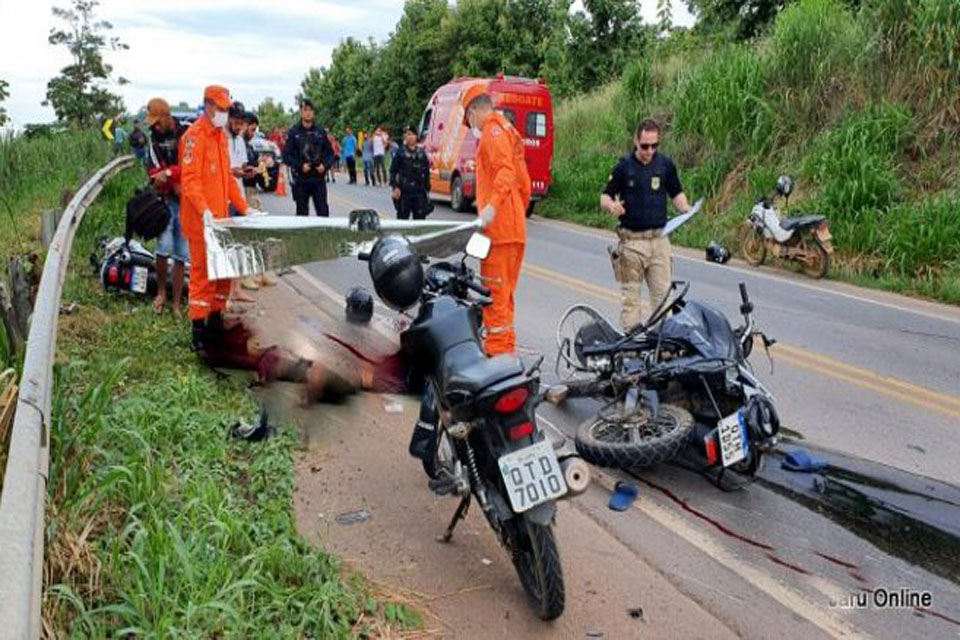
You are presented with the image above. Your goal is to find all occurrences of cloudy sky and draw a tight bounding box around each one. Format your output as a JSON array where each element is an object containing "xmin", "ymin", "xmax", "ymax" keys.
[{"xmin": 0, "ymin": 0, "xmax": 693, "ymax": 128}]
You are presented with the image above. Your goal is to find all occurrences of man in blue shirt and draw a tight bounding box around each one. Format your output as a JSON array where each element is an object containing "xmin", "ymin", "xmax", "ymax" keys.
[{"xmin": 341, "ymin": 127, "xmax": 358, "ymax": 184}]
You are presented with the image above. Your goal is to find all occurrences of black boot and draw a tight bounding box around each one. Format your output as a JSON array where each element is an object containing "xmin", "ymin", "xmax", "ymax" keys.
[{"xmin": 190, "ymin": 319, "xmax": 206, "ymax": 353}]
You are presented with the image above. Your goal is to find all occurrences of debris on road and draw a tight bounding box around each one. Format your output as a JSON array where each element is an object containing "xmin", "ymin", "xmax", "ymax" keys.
[
  {"xmin": 781, "ymin": 448, "xmax": 828, "ymax": 473},
  {"xmin": 609, "ymin": 480, "xmax": 639, "ymax": 511},
  {"xmin": 335, "ymin": 509, "xmax": 372, "ymax": 526},
  {"xmin": 382, "ymin": 398, "xmax": 404, "ymax": 414}
]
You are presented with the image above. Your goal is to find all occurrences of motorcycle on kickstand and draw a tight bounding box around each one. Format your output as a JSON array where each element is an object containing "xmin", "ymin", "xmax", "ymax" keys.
[
  {"xmin": 740, "ymin": 175, "xmax": 834, "ymax": 279},
  {"xmin": 550, "ymin": 280, "xmax": 781, "ymax": 489},
  {"xmin": 358, "ymin": 231, "xmax": 589, "ymax": 620}
]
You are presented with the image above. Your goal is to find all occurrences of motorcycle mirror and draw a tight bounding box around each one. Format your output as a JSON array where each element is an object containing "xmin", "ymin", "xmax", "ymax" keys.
[
  {"xmin": 775, "ymin": 175, "xmax": 794, "ymax": 198},
  {"xmin": 465, "ymin": 232, "xmax": 491, "ymax": 260}
]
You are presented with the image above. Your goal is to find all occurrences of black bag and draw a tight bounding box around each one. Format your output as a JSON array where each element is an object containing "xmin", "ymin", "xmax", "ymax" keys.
[{"xmin": 125, "ymin": 187, "xmax": 170, "ymax": 241}]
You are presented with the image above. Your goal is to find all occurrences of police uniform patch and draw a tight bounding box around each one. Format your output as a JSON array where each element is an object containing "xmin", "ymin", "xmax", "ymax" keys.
[
  {"xmin": 651, "ymin": 176, "xmax": 661, "ymax": 191},
  {"xmin": 183, "ymin": 138, "xmax": 195, "ymax": 164}
]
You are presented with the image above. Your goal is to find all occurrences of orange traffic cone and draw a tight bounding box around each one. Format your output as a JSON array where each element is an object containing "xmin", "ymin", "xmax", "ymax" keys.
[{"xmin": 276, "ymin": 167, "xmax": 287, "ymax": 197}]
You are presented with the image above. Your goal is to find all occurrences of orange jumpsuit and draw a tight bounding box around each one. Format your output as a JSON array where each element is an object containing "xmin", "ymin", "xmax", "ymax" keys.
[
  {"xmin": 179, "ymin": 115, "xmax": 248, "ymax": 321},
  {"xmin": 475, "ymin": 111, "xmax": 532, "ymax": 356}
]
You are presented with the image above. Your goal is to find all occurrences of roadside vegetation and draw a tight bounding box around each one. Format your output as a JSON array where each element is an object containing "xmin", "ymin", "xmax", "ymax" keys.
[
  {"xmin": 540, "ymin": 0, "xmax": 960, "ymax": 303},
  {"xmin": 0, "ymin": 131, "xmax": 422, "ymax": 636}
]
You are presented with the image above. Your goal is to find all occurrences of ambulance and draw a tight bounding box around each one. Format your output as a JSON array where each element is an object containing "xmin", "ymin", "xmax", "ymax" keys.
[{"xmin": 416, "ymin": 75, "xmax": 554, "ymax": 216}]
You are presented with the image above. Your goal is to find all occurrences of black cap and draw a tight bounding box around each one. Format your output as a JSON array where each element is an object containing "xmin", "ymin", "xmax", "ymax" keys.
[
  {"xmin": 300, "ymin": 98, "xmax": 315, "ymax": 110},
  {"xmin": 229, "ymin": 101, "xmax": 246, "ymax": 118}
]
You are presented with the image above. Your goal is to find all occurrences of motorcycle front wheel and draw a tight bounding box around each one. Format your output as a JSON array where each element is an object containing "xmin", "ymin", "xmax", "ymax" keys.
[
  {"xmin": 801, "ymin": 239, "xmax": 830, "ymax": 279},
  {"xmin": 508, "ymin": 516, "xmax": 565, "ymax": 620},
  {"xmin": 575, "ymin": 404, "xmax": 694, "ymax": 469},
  {"xmin": 740, "ymin": 224, "xmax": 767, "ymax": 266}
]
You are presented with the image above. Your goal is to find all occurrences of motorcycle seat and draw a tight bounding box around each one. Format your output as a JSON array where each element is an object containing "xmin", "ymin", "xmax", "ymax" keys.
[
  {"xmin": 780, "ymin": 215, "xmax": 825, "ymax": 231},
  {"xmin": 442, "ymin": 342, "xmax": 524, "ymax": 397}
]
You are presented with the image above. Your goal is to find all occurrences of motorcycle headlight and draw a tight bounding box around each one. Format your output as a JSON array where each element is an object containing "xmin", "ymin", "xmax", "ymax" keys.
[{"xmin": 586, "ymin": 355, "xmax": 611, "ymax": 372}]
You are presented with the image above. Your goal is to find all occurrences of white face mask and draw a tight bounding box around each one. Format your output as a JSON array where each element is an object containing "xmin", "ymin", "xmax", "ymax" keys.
[
  {"xmin": 212, "ymin": 111, "xmax": 228, "ymax": 128},
  {"xmin": 471, "ymin": 126, "xmax": 482, "ymax": 140}
]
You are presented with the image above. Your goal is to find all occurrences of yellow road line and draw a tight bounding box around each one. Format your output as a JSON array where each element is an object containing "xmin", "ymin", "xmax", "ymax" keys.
[
  {"xmin": 773, "ymin": 342, "xmax": 960, "ymax": 411},
  {"xmin": 522, "ymin": 261, "xmax": 960, "ymax": 421},
  {"xmin": 773, "ymin": 351, "xmax": 960, "ymax": 422}
]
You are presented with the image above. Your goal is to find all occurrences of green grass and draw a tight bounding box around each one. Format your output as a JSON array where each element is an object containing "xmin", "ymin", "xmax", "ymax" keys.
[
  {"xmin": 540, "ymin": 0, "xmax": 960, "ymax": 305},
  {"xmin": 39, "ymin": 168, "xmax": 415, "ymax": 636}
]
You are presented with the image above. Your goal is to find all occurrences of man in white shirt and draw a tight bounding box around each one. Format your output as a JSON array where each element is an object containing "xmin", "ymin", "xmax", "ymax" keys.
[
  {"xmin": 227, "ymin": 102, "xmax": 253, "ymax": 208},
  {"xmin": 372, "ymin": 127, "xmax": 388, "ymax": 186}
]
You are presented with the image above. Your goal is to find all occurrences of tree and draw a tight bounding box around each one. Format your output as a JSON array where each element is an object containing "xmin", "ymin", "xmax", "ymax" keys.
[
  {"xmin": 0, "ymin": 79, "xmax": 9, "ymax": 128},
  {"xmin": 685, "ymin": 0, "xmax": 787, "ymax": 39},
  {"xmin": 44, "ymin": 0, "xmax": 129, "ymax": 126},
  {"xmin": 552, "ymin": 0, "xmax": 652, "ymax": 96},
  {"xmin": 256, "ymin": 97, "xmax": 294, "ymax": 132},
  {"xmin": 445, "ymin": 0, "xmax": 570, "ymax": 79}
]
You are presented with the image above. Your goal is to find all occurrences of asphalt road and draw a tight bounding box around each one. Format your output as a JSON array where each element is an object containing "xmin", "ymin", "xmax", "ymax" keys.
[{"xmin": 259, "ymin": 180, "xmax": 960, "ymax": 637}]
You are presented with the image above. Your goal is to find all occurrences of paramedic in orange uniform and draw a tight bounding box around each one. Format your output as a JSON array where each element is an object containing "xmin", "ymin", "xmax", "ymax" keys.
[
  {"xmin": 179, "ymin": 85, "xmax": 255, "ymax": 352},
  {"xmin": 463, "ymin": 86, "xmax": 532, "ymax": 356}
]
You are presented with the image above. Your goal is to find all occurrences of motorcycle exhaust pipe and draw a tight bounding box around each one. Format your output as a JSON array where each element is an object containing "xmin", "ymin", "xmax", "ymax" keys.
[{"xmin": 558, "ymin": 455, "xmax": 591, "ymax": 497}]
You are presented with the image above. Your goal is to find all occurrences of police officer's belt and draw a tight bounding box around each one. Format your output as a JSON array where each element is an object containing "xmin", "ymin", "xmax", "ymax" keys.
[{"xmin": 617, "ymin": 227, "xmax": 664, "ymax": 240}]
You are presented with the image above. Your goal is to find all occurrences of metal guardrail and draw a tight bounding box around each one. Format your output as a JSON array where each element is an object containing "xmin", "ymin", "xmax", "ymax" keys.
[{"xmin": 0, "ymin": 155, "xmax": 135, "ymax": 639}]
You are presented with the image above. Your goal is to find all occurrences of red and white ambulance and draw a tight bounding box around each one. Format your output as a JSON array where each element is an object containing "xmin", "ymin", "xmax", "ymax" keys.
[{"xmin": 417, "ymin": 75, "xmax": 554, "ymax": 216}]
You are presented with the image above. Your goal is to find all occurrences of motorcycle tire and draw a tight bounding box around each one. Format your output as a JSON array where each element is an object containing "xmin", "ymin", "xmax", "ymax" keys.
[
  {"xmin": 509, "ymin": 516, "xmax": 565, "ymax": 620},
  {"xmin": 575, "ymin": 404, "xmax": 694, "ymax": 469},
  {"xmin": 451, "ymin": 175, "xmax": 470, "ymax": 212},
  {"xmin": 802, "ymin": 239, "xmax": 830, "ymax": 279},
  {"xmin": 740, "ymin": 225, "xmax": 767, "ymax": 266}
]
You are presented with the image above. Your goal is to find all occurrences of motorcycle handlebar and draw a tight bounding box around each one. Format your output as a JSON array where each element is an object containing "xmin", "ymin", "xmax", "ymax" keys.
[
  {"xmin": 739, "ymin": 283, "xmax": 749, "ymax": 305},
  {"xmin": 467, "ymin": 279, "xmax": 491, "ymax": 297},
  {"xmin": 358, "ymin": 251, "xmax": 371, "ymax": 262}
]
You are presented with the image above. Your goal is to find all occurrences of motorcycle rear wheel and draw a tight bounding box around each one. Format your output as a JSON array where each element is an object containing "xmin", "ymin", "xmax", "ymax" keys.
[
  {"xmin": 740, "ymin": 225, "xmax": 767, "ymax": 266},
  {"xmin": 575, "ymin": 404, "xmax": 694, "ymax": 469},
  {"xmin": 509, "ymin": 516, "xmax": 565, "ymax": 620},
  {"xmin": 801, "ymin": 239, "xmax": 830, "ymax": 279}
]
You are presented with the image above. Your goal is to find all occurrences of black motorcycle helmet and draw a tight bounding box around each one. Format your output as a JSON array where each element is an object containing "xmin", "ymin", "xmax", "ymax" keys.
[
  {"xmin": 367, "ymin": 236, "xmax": 424, "ymax": 311},
  {"xmin": 706, "ymin": 241, "xmax": 731, "ymax": 264},
  {"xmin": 345, "ymin": 286, "xmax": 374, "ymax": 324},
  {"xmin": 744, "ymin": 395, "xmax": 780, "ymax": 442}
]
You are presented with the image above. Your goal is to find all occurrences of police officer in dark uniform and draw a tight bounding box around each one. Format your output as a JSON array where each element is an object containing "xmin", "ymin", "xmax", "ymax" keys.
[
  {"xmin": 282, "ymin": 99, "xmax": 335, "ymax": 216},
  {"xmin": 389, "ymin": 126, "xmax": 432, "ymax": 220},
  {"xmin": 600, "ymin": 119, "xmax": 691, "ymax": 330}
]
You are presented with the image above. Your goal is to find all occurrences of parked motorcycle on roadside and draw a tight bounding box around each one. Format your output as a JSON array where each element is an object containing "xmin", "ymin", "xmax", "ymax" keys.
[
  {"xmin": 550, "ymin": 280, "xmax": 781, "ymax": 487},
  {"xmin": 740, "ymin": 175, "xmax": 834, "ymax": 279},
  {"xmin": 358, "ymin": 231, "xmax": 589, "ymax": 620}
]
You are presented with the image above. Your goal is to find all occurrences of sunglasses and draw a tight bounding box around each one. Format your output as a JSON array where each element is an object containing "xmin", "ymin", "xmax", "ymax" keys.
[{"xmin": 638, "ymin": 142, "xmax": 660, "ymax": 151}]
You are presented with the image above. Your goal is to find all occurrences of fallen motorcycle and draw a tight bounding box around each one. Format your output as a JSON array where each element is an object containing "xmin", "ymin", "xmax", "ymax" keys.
[
  {"xmin": 740, "ymin": 175, "xmax": 833, "ymax": 279},
  {"xmin": 551, "ymin": 281, "xmax": 780, "ymax": 486},
  {"xmin": 359, "ymin": 231, "xmax": 588, "ymax": 621},
  {"xmin": 91, "ymin": 236, "xmax": 189, "ymax": 298}
]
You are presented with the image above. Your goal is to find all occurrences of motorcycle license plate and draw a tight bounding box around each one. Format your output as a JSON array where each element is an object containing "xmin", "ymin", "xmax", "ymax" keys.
[
  {"xmin": 499, "ymin": 440, "xmax": 567, "ymax": 513},
  {"xmin": 131, "ymin": 266, "xmax": 149, "ymax": 294},
  {"xmin": 717, "ymin": 411, "xmax": 749, "ymax": 467},
  {"xmin": 816, "ymin": 225, "xmax": 832, "ymax": 242}
]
